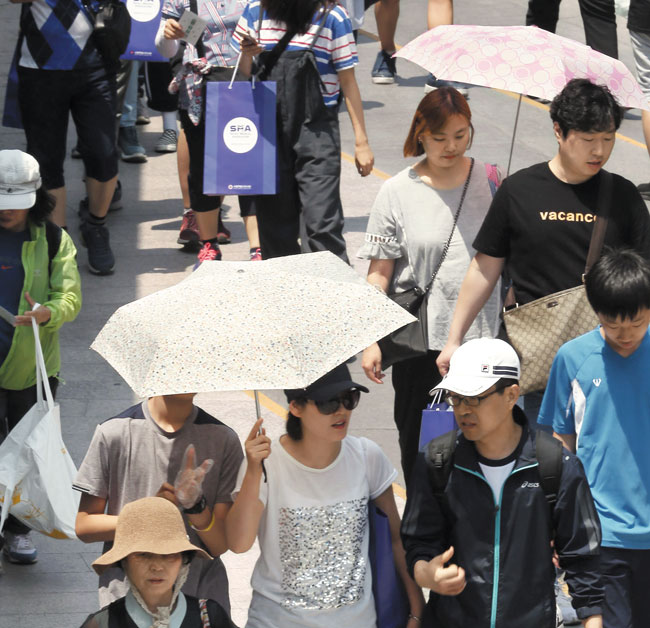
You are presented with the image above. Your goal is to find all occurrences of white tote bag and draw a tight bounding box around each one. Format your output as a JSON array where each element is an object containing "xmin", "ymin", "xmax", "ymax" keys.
[{"xmin": 0, "ymin": 318, "xmax": 79, "ymax": 539}]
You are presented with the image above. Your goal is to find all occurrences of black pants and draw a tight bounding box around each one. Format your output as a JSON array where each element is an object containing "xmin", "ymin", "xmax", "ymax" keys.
[
  {"xmin": 0, "ymin": 378, "xmax": 59, "ymax": 536},
  {"xmin": 601, "ymin": 547, "xmax": 650, "ymax": 627},
  {"xmin": 391, "ymin": 350, "xmax": 442, "ymax": 485},
  {"xmin": 526, "ymin": 0, "xmax": 618, "ymax": 58}
]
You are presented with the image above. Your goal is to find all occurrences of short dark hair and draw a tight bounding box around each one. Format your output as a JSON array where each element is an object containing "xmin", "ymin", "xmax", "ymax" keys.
[
  {"xmin": 27, "ymin": 187, "xmax": 55, "ymax": 226},
  {"xmin": 585, "ymin": 248, "xmax": 650, "ymax": 319},
  {"xmin": 262, "ymin": 0, "xmax": 329, "ymax": 35},
  {"xmin": 403, "ymin": 87, "xmax": 474, "ymax": 157},
  {"xmin": 550, "ymin": 78, "xmax": 621, "ymax": 138},
  {"xmin": 286, "ymin": 399, "xmax": 307, "ymax": 441}
]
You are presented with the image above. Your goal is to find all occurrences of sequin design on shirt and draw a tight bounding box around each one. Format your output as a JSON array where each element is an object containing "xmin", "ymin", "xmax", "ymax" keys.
[{"xmin": 278, "ymin": 498, "xmax": 367, "ymax": 610}]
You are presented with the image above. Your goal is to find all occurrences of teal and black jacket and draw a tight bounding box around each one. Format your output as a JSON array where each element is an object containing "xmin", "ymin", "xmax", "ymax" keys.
[{"xmin": 401, "ymin": 407, "xmax": 603, "ymax": 628}]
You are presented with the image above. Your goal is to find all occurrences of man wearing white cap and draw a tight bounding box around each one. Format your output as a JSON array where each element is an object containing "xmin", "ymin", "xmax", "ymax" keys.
[{"xmin": 401, "ymin": 339, "xmax": 604, "ymax": 628}]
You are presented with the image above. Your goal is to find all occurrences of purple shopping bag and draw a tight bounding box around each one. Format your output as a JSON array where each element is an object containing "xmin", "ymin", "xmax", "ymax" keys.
[
  {"xmin": 203, "ymin": 80, "xmax": 277, "ymax": 195},
  {"xmin": 419, "ymin": 390, "xmax": 456, "ymax": 450}
]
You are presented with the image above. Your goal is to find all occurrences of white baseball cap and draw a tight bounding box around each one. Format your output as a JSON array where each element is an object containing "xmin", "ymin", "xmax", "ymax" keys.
[
  {"xmin": 431, "ymin": 338, "xmax": 520, "ymax": 397},
  {"xmin": 0, "ymin": 150, "xmax": 41, "ymax": 210}
]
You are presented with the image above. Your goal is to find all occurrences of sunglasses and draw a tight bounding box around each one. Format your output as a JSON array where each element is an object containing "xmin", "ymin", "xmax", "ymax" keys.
[
  {"xmin": 311, "ymin": 389, "xmax": 361, "ymax": 415},
  {"xmin": 445, "ymin": 383, "xmax": 511, "ymax": 408}
]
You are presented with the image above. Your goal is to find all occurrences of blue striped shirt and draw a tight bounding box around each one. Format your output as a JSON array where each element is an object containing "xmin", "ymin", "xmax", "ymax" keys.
[{"xmin": 231, "ymin": 1, "xmax": 357, "ymax": 107}]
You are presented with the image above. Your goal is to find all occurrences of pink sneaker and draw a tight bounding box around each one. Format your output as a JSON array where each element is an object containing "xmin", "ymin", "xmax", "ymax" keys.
[
  {"xmin": 178, "ymin": 210, "xmax": 200, "ymax": 246},
  {"xmin": 193, "ymin": 241, "xmax": 222, "ymax": 270},
  {"xmin": 249, "ymin": 247, "xmax": 262, "ymax": 261}
]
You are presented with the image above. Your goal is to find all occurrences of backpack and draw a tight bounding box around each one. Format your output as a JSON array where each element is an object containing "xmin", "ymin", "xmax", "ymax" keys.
[{"xmin": 425, "ymin": 428, "xmax": 563, "ymax": 512}]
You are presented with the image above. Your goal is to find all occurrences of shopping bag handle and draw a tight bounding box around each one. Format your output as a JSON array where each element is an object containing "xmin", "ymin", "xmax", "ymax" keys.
[
  {"xmin": 430, "ymin": 389, "xmax": 444, "ymax": 406},
  {"xmin": 31, "ymin": 312, "xmax": 55, "ymax": 411}
]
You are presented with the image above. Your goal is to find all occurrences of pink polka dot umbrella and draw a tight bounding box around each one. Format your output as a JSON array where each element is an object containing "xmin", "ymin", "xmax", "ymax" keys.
[
  {"xmin": 396, "ymin": 24, "xmax": 647, "ymax": 108},
  {"xmin": 396, "ymin": 25, "xmax": 649, "ymax": 172}
]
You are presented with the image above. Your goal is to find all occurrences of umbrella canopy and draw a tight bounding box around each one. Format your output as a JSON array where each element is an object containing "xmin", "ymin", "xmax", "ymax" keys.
[
  {"xmin": 396, "ymin": 24, "xmax": 649, "ymax": 110},
  {"xmin": 91, "ymin": 252, "xmax": 415, "ymax": 397}
]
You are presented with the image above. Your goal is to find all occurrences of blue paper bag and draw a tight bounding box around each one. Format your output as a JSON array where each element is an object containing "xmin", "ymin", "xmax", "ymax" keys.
[
  {"xmin": 368, "ymin": 503, "xmax": 409, "ymax": 628},
  {"xmin": 419, "ymin": 391, "xmax": 456, "ymax": 450},
  {"xmin": 121, "ymin": 0, "xmax": 166, "ymax": 61},
  {"xmin": 203, "ymin": 80, "xmax": 277, "ymax": 196}
]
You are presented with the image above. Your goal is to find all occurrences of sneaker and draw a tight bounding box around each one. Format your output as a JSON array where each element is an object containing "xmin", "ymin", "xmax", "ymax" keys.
[
  {"xmin": 424, "ymin": 74, "xmax": 470, "ymax": 98},
  {"xmin": 249, "ymin": 247, "xmax": 262, "ymax": 261},
  {"xmin": 80, "ymin": 219, "xmax": 115, "ymax": 275},
  {"xmin": 3, "ymin": 531, "xmax": 37, "ymax": 564},
  {"xmin": 118, "ymin": 126, "xmax": 147, "ymax": 163},
  {"xmin": 217, "ymin": 216, "xmax": 231, "ymax": 244},
  {"xmin": 78, "ymin": 181, "xmax": 123, "ymax": 216},
  {"xmin": 177, "ymin": 210, "xmax": 200, "ymax": 246},
  {"xmin": 638, "ymin": 182, "xmax": 650, "ymax": 200},
  {"xmin": 155, "ymin": 129, "xmax": 178, "ymax": 153},
  {"xmin": 555, "ymin": 577, "xmax": 579, "ymax": 625},
  {"xmin": 193, "ymin": 241, "xmax": 222, "ymax": 269},
  {"xmin": 371, "ymin": 50, "xmax": 397, "ymax": 84}
]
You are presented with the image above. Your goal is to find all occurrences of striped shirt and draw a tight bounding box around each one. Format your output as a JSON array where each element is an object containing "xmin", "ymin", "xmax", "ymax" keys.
[
  {"xmin": 231, "ymin": 1, "xmax": 357, "ymax": 107},
  {"xmin": 161, "ymin": 0, "xmax": 247, "ymax": 68}
]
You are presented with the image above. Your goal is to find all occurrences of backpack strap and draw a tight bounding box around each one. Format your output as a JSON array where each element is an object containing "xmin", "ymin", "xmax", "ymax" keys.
[
  {"xmin": 534, "ymin": 429, "xmax": 563, "ymax": 511},
  {"xmin": 424, "ymin": 429, "xmax": 458, "ymax": 498},
  {"xmin": 45, "ymin": 220, "xmax": 62, "ymax": 277}
]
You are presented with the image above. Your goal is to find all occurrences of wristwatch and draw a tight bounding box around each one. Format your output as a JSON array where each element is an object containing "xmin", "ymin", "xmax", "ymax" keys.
[{"xmin": 183, "ymin": 494, "xmax": 207, "ymax": 515}]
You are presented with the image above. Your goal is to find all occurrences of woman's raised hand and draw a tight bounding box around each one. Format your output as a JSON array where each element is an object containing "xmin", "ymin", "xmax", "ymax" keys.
[
  {"xmin": 361, "ymin": 342, "xmax": 384, "ymax": 384},
  {"xmin": 164, "ymin": 18, "xmax": 186, "ymax": 40},
  {"xmin": 245, "ymin": 418, "xmax": 271, "ymax": 469}
]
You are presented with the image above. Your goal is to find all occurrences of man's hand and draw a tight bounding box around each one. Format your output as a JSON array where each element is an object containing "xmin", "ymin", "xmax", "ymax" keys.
[
  {"xmin": 415, "ymin": 546, "xmax": 466, "ymax": 596},
  {"xmin": 173, "ymin": 444, "xmax": 214, "ymax": 510},
  {"xmin": 14, "ymin": 292, "xmax": 51, "ymax": 326},
  {"xmin": 156, "ymin": 481, "xmax": 179, "ymax": 506}
]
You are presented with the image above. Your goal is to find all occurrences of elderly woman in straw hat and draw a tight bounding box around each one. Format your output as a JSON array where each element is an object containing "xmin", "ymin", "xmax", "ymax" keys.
[{"xmin": 80, "ymin": 497, "xmax": 237, "ymax": 628}]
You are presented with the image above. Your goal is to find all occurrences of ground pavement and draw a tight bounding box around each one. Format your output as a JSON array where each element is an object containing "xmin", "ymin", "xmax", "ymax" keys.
[{"xmin": 1, "ymin": 0, "xmax": 649, "ymax": 625}]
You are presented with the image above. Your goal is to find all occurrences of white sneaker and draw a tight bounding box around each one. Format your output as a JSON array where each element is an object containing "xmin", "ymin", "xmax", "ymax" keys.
[{"xmin": 3, "ymin": 531, "xmax": 38, "ymax": 564}]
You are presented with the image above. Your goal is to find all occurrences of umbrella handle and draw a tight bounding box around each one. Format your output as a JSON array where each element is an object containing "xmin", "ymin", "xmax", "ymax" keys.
[
  {"xmin": 253, "ymin": 390, "xmax": 268, "ymax": 484},
  {"xmin": 507, "ymin": 93, "xmax": 523, "ymax": 177}
]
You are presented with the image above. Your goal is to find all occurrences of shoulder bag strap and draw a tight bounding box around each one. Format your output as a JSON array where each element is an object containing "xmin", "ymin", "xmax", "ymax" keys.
[
  {"xmin": 423, "ymin": 157, "xmax": 475, "ymax": 295},
  {"xmin": 307, "ymin": 4, "xmax": 333, "ymax": 50},
  {"xmin": 583, "ymin": 170, "xmax": 612, "ymax": 277}
]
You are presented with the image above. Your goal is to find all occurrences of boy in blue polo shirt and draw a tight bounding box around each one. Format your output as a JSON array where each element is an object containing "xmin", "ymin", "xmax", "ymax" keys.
[{"xmin": 539, "ymin": 248, "xmax": 650, "ymax": 628}]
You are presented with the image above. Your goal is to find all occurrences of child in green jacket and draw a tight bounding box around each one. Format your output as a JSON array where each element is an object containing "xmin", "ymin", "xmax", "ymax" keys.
[{"xmin": 0, "ymin": 149, "xmax": 82, "ymax": 564}]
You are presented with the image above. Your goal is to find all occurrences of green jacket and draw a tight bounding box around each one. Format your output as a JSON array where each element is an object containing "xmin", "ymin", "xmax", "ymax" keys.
[{"xmin": 0, "ymin": 221, "xmax": 82, "ymax": 390}]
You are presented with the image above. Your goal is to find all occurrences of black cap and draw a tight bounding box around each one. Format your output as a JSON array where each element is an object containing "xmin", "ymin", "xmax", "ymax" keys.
[{"xmin": 285, "ymin": 364, "xmax": 369, "ymax": 403}]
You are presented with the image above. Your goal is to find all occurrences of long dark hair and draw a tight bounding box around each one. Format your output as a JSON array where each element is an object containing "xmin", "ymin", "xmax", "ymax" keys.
[{"xmin": 262, "ymin": 0, "xmax": 331, "ymax": 34}]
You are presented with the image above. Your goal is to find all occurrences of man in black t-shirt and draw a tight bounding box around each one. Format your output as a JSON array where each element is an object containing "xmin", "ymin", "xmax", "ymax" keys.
[{"xmin": 438, "ymin": 79, "xmax": 650, "ymax": 378}]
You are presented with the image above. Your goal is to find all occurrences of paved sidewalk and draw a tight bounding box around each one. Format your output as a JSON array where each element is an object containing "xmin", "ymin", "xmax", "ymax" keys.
[{"xmin": 1, "ymin": 0, "xmax": 649, "ymax": 625}]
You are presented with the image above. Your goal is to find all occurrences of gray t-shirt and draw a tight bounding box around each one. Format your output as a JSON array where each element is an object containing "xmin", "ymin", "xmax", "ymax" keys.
[
  {"xmin": 73, "ymin": 401, "xmax": 244, "ymax": 611},
  {"xmin": 357, "ymin": 161, "xmax": 502, "ymax": 349}
]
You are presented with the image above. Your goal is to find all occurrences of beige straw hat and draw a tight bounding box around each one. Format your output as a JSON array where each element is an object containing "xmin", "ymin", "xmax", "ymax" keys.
[{"xmin": 92, "ymin": 497, "xmax": 211, "ymax": 575}]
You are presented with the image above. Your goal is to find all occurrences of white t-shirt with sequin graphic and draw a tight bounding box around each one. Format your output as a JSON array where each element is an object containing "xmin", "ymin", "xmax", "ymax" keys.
[{"xmin": 234, "ymin": 436, "xmax": 397, "ymax": 628}]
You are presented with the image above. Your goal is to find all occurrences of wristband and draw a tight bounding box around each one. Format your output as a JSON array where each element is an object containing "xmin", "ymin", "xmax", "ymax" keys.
[
  {"xmin": 182, "ymin": 494, "xmax": 207, "ymax": 515},
  {"xmin": 189, "ymin": 511, "xmax": 215, "ymax": 533},
  {"xmin": 408, "ymin": 614, "xmax": 421, "ymax": 623}
]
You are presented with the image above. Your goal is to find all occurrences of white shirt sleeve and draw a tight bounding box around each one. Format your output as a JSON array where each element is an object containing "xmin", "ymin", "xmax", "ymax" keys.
[{"xmin": 361, "ymin": 437, "xmax": 398, "ymax": 499}]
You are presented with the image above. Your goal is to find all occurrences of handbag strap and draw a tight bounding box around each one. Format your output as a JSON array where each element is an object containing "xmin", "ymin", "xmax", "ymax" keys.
[
  {"xmin": 31, "ymin": 316, "xmax": 55, "ymax": 411},
  {"xmin": 423, "ymin": 157, "xmax": 475, "ymax": 295},
  {"xmin": 583, "ymin": 170, "xmax": 612, "ymax": 276}
]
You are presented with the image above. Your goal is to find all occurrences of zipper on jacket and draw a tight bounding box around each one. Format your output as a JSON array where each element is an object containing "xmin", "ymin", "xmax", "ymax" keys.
[{"xmin": 455, "ymin": 462, "xmax": 539, "ymax": 628}]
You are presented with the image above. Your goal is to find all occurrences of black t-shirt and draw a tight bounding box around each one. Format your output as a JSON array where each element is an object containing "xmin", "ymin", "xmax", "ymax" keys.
[
  {"xmin": 628, "ymin": 0, "xmax": 650, "ymax": 34},
  {"xmin": 473, "ymin": 162, "xmax": 650, "ymax": 305}
]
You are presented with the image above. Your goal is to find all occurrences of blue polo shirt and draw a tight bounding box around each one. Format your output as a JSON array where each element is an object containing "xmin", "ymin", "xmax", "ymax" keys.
[{"xmin": 539, "ymin": 327, "xmax": 650, "ymax": 549}]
